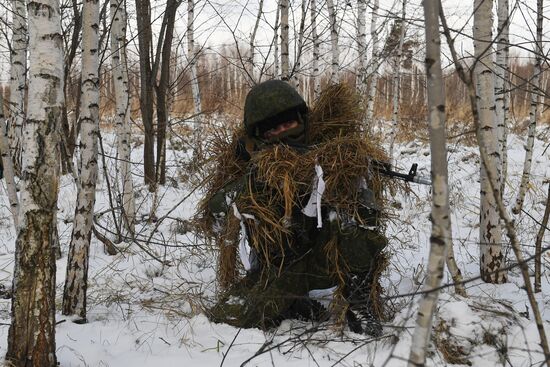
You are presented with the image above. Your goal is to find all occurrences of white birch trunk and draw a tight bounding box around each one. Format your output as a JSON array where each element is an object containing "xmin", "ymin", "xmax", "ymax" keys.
[
  {"xmin": 366, "ymin": 0, "xmax": 380, "ymax": 128},
  {"xmin": 226, "ymin": 59, "xmax": 232, "ymax": 100},
  {"xmin": 512, "ymin": 0, "xmax": 542, "ymax": 215},
  {"xmin": 6, "ymin": 0, "xmax": 63, "ymax": 362},
  {"xmin": 9, "ymin": 0, "xmax": 27, "ymax": 175},
  {"xmin": 470, "ymin": 71, "xmax": 550, "ymax": 367},
  {"xmin": 62, "ymin": 0, "xmax": 100, "ymax": 320},
  {"xmin": 272, "ymin": 2, "xmax": 280, "ymax": 79},
  {"xmin": 292, "ymin": 0, "xmax": 307, "ymax": 89},
  {"xmin": 495, "ymin": 0, "xmax": 509, "ymax": 197},
  {"xmin": 389, "ymin": 0, "xmax": 406, "ymax": 163},
  {"xmin": 310, "ymin": 0, "xmax": 321, "ymax": 100},
  {"xmin": 248, "ymin": 0, "xmax": 264, "ymax": 83},
  {"xmin": 280, "ymin": 0, "xmax": 289, "ymax": 81},
  {"xmin": 502, "ymin": 44, "xmax": 510, "ymax": 191},
  {"xmin": 188, "ymin": 0, "xmax": 202, "ymax": 145},
  {"xmin": 326, "ymin": 0, "xmax": 339, "ymax": 84},
  {"xmin": 357, "ymin": 0, "xmax": 367, "ymax": 95},
  {"xmin": 0, "ymin": 93, "xmax": 19, "ymax": 229},
  {"xmin": 110, "ymin": 0, "xmax": 135, "ymax": 232},
  {"xmin": 474, "ymin": 0, "xmax": 506, "ymax": 284},
  {"xmin": 409, "ymin": 1, "xmax": 453, "ymax": 362}
]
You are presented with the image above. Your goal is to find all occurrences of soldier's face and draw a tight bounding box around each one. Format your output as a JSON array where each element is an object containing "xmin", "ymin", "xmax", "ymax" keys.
[{"xmin": 263, "ymin": 120, "xmax": 299, "ymax": 139}]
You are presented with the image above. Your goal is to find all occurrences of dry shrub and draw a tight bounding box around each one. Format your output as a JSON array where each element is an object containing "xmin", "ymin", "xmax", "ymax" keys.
[
  {"xmin": 446, "ymin": 120, "xmax": 478, "ymax": 146},
  {"xmin": 433, "ymin": 320, "xmax": 472, "ymax": 366}
]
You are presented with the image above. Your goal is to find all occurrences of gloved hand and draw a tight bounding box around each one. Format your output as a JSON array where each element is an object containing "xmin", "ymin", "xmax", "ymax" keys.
[{"xmin": 208, "ymin": 175, "xmax": 249, "ymax": 217}]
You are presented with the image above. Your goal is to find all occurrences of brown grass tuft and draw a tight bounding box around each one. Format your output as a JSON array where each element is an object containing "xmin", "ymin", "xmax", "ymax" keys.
[{"xmin": 434, "ymin": 320, "xmax": 472, "ymax": 366}]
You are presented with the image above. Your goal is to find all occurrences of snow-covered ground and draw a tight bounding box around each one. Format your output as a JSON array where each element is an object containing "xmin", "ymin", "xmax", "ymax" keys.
[{"xmin": 0, "ymin": 123, "xmax": 549, "ymax": 366}]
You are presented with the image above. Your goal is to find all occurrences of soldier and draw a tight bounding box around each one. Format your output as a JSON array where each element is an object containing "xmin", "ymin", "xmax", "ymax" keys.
[{"xmin": 207, "ymin": 80, "xmax": 387, "ymax": 334}]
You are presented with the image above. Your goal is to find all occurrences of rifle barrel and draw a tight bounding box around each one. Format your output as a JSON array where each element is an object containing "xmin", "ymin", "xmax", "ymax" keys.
[{"xmin": 377, "ymin": 166, "xmax": 431, "ymax": 186}]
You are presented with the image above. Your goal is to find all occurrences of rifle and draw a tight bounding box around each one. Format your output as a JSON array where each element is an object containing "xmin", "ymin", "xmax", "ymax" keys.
[
  {"xmin": 373, "ymin": 161, "xmax": 431, "ymax": 185},
  {"xmin": 240, "ymin": 140, "xmax": 432, "ymax": 185}
]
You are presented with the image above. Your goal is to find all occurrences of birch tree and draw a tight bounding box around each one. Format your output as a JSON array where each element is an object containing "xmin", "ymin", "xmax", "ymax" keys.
[
  {"xmin": 248, "ymin": 0, "xmax": 264, "ymax": 83},
  {"xmin": 188, "ymin": 0, "xmax": 203, "ymax": 147},
  {"xmin": 365, "ymin": 0, "xmax": 380, "ymax": 127},
  {"xmin": 62, "ymin": 0, "xmax": 100, "ymax": 320},
  {"xmin": 357, "ymin": 0, "xmax": 368, "ymax": 95},
  {"xmin": 512, "ymin": 0, "xmax": 542, "ymax": 215},
  {"xmin": 326, "ymin": 0, "xmax": 339, "ymax": 84},
  {"xmin": 389, "ymin": 1, "xmax": 407, "ymax": 162},
  {"xmin": 495, "ymin": 0, "xmax": 509, "ymax": 197},
  {"xmin": 441, "ymin": 6, "xmax": 550, "ymax": 362},
  {"xmin": 0, "ymin": 93, "xmax": 19, "ymax": 229},
  {"xmin": 474, "ymin": 0, "xmax": 506, "ymax": 284},
  {"xmin": 291, "ymin": 0, "xmax": 307, "ymax": 90},
  {"xmin": 408, "ymin": 0, "xmax": 453, "ymax": 362},
  {"xmin": 110, "ymin": 0, "xmax": 135, "ymax": 232},
  {"xmin": 9, "ymin": 0, "xmax": 27, "ymax": 175},
  {"xmin": 310, "ymin": 0, "xmax": 321, "ymax": 99},
  {"xmin": 280, "ymin": 0, "xmax": 289, "ymax": 81},
  {"xmin": 5, "ymin": 0, "xmax": 63, "ymax": 362},
  {"xmin": 272, "ymin": 2, "xmax": 280, "ymax": 79},
  {"xmin": 535, "ymin": 183, "xmax": 550, "ymax": 293}
]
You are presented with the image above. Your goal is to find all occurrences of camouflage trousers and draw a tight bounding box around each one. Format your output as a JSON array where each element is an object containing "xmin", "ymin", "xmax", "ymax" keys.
[{"xmin": 208, "ymin": 226, "xmax": 387, "ymax": 330}]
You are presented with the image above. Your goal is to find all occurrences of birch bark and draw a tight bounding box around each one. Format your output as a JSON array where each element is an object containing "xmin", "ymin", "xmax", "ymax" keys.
[
  {"xmin": 356, "ymin": 0, "xmax": 367, "ymax": 96},
  {"xmin": 273, "ymin": 2, "xmax": 280, "ymax": 79},
  {"xmin": 280, "ymin": 0, "xmax": 289, "ymax": 81},
  {"xmin": 495, "ymin": 0, "xmax": 509, "ymax": 197},
  {"xmin": 5, "ymin": 0, "xmax": 63, "ymax": 363},
  {"xmin": 474, "ymin": 0, "xmax": 506, "ymax": 284},
  {"xmin": 357, "ymin": 0, "xmax": 367, "ymax": 95},
  {"xmin": 408, "ymin": 0, "xmax": 452, "ymax": 362},
  {"xmin": 188, "ymin": 0, "xmax": 203, "ymax": 146},
  {"xmin": 389, "ymin": 1, "xmax": 406, "ymax": 163},
  {"xmin": 326, "ymin": 0, "xmax": 339, "ymax": 84},
  {"xmin": 310, "ymin": 0, "xmax": 321, "ymax": 99},
  {"xmin": 291, "ymin": 0, "xmax": 307, "ymax": 89},
  {"xmin": 0, "ymin": 93, "xmax": 19, "ymax": 229},
  {"xmin": 512, "ymin": 0, "xmax": 542, "ymax": 215},
  {"xmin": 62, "ymin": 0, "xmax": 100, "ymax": 320},
  {"xmin": 248, "ymin": 0, "xmax": 264, "ymax": 83},
  {"xmin": 110, "ymin": 0, "xmax": 135, "ymax": 232},
  {"xmin": 535, "ymin": 182, "xmax": 550, "ymax": 293},
  {"xmin": 9, "ymin": 0, "xmax": 27, "ymax": 175},
  {"xmin": 366, "ymin": 0, "xmax": 380, "ymax": 128}
]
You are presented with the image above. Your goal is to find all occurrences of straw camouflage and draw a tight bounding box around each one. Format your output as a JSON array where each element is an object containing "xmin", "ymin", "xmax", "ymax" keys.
[{"xmin": 198, "ymin": 83, "xmax": 395, "ymax": 334}]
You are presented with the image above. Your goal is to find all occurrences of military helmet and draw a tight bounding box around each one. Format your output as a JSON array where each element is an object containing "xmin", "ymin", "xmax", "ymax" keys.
[{"xmin": 243, "ymin": 80, "xmax": 308, "ymax": 140}]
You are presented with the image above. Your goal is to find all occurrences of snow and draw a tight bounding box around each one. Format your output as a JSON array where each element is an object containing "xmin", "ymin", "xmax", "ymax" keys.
[{"xmin": 0, "ymin": 123, "xmax": 550, "ymax": 366}]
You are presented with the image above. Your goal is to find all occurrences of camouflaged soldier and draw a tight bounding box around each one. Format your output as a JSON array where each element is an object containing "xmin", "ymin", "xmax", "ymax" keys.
[{"xmin": 207, "ymin": 80, "xmax": 387, "ymax": 334}]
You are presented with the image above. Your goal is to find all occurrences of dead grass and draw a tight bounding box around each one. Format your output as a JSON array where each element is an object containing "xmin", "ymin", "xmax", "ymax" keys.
[{"xmin": 433, "ymin": 320, "xmax": 472, "ymax": 366}]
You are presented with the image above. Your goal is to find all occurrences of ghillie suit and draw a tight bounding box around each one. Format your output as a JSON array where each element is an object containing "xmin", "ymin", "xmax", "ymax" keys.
[{"xmin": 196, "ymin": 82, "xmax": 400, "ymax": 334}]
